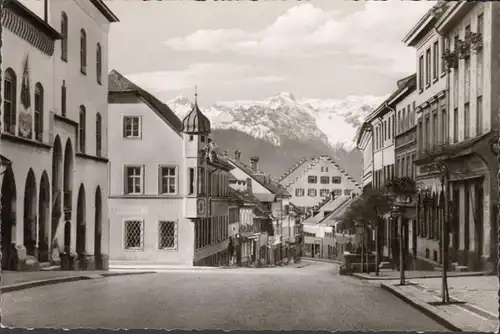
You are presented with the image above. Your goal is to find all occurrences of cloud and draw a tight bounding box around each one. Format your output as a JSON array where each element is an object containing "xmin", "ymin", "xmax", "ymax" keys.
[
  {"xmin": 125, "ymin": 63, "xmax": 285, "ymax": 93},
  {"xmin": 164, "ymin": 1, "xmax": 434, "ymax": 74}
]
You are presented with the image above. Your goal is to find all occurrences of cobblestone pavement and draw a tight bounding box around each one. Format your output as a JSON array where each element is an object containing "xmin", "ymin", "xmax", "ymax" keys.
[{"xmin": 2, "ymin": 261, "xmax": 448, "ymax": 330}]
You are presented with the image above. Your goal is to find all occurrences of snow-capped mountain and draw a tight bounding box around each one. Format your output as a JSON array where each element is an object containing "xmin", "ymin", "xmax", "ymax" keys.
[{"xmin": 168, "ymin": 92, "xmax": 387, "ymax": 150}]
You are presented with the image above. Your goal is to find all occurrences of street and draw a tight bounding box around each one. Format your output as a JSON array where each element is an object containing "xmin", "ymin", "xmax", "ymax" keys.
[{"xmin": 2, "ymin": 261, "xmax": 448, "ymax": 331}]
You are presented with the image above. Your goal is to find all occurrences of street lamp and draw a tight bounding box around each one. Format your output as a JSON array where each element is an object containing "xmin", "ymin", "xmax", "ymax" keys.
[{"xmin": 439, "ymin": 163, "xmax": 450, "ymax": 304}]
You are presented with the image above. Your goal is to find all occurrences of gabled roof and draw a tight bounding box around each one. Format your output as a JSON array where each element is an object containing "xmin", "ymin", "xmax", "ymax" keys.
[
  {"xmin": 228, "ymin": 158, "xmax": 291, "ymax": 198},
  {"xmin": 278, "ymin": 155, "xmax": 362, "ymax": 190},
  {"xmin": 108, "ymin": 69, "xmax": 182, "ymax": 135}
]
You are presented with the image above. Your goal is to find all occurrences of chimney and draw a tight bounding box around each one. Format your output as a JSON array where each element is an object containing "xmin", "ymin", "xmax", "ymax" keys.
[
  {"xmin": 250, "ymin": 156, "xmax": 259, "ymax": 171},
  {"xmin": 246, "ymin": 178, "xmax": 252, "ymax": 194},
  {"xmin": 233, "ymin": 149, "xmax": 241, "ymax": 161}
]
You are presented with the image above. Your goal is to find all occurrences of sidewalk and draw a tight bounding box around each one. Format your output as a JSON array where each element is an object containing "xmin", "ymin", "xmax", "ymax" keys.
[
  {"xmin": 352, "ymin": 269, "xmax": 489, "ymax": 280},
  {"xmin": 381, "ymin": 275, "xmax": 498, "ymax": 332},
  {"xmin": 1, "ymin": 270, "xmax": 155, "ymax": 293}
]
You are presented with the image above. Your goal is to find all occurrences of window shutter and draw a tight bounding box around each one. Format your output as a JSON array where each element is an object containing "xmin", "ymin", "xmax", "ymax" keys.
[
  {"xmin": 122, "ymin": 117, "xmax": 127, "ymax": 138},
  {"xmin": 123, "ymin": 166, "xmax": 128, "ymax": 194}
]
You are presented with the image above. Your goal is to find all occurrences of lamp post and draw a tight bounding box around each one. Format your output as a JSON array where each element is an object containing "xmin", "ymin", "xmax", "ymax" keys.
[
  {"xmin": 439, "ymin": 163, "xmax": 450, "ymax": 304},
  {"xmin": 390, "ymin": 206, "xmax": 404, "ymax": 285}
]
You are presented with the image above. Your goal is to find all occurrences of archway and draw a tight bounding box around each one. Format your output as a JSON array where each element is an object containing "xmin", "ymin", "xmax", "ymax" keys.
[
  {"xmin": 94, "ymin": 186, "xmax": 102, "ymax": 269},
  {"xmin": 23, "ymin": 169, "xmax": 37, "ymax": 256},
  {"xmin": 38, "ymin": 171, "xmax": 50, "ymax": 262},
  {"xmin": 51, "ymin": 135, "xmax": 63, "ymax": 254},
  {"xmin": 63, "ymin": 139, "xmax": 74, "ymax": 220},
  {"xmin": 1, "ymin": 166, "xmax": 17, "ymax": 270},
  {"xmin": 76, "ymin": 183, "xmax": 86, "ymax": 268}
]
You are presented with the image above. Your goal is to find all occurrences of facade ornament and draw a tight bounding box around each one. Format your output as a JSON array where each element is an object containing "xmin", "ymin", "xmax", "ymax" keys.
[
  {"xmin": 470, "ymin": 32, "xmax": 483, "ymax": 53},
  {"xmin": 442, "ymin": 48, "xmax": 458, "ymax": 71}
]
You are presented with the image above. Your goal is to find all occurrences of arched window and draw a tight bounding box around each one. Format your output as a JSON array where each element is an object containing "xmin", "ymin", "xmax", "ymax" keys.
[
  {"xmin": 80, "ymin": 29, "xmax": 87, "ymax": 74},
  {"xmin": 61, "ymin": 12, "xmax": 68, "ymax": 61},
  {"xmin": 79, "ymin": 106, "xmax": 86, "ymax": 153},
  {"xmin": 96, "ymin": 43, "xmax": 102, "ymax": 84},
  {"xmin": 34, "ymin": 83, "xmax": 44, "ymax": 142},
  {"xmin": 96, "ymin": 113, "xmax": 102, "ymax": 156},
  {"xmin": 3, "ymin": 68, "xmax": 17, "ymax": 134},
  {"xmin": 61, "ymin": 80, "xmax": 67, "ymax": 117}
]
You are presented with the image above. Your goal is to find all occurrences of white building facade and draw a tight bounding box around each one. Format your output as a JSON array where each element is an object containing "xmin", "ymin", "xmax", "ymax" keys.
[{"xmin": 1, "ymin": 0, "xmax": 118, "ymax": 271}]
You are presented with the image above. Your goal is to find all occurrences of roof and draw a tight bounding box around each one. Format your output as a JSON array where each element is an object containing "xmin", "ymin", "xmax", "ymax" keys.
[
  {"xmin": 402, "ymin": 1, "xmax": 449, "ymax": 47},
  {"xmin": 182, "ymin": 97, "xmax": 211, "ymax": 134},
  {"xmin": 278, "ymin": 155, "xmax": 361, "ymax": 189},
  {"xmin": 108, "ymin": 70, "xmax": 182, "ymax": 135},
  {"xmin": 229, "ymin": 187, "xmax": 258, "ymax": 206},
  {"xmin": 303, "ymin": 196, "xmax": 351, "ymax": 225},
  {"xmin": 318, "ymin": 196, "xmax": 361, "ymax": 225},
  {"xmin": 90, "ymin": 0, "xmax": 120, "ymax": 23},
  {"xmin": 6, "ymin": 0, "xmax": 61, "ymax": 40},
  {"xmin": 228, "ymin": 158, "xmax": 291, "ymax": 198},
  {"xmin": 364, "ymin": 74, "xmax": 417, "ymax": 124}
]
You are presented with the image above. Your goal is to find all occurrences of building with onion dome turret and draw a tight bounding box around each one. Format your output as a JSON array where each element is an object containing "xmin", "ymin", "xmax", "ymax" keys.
[{"xmin": 107, "ymin": 70, "xmax": 234, "ymax": 269}]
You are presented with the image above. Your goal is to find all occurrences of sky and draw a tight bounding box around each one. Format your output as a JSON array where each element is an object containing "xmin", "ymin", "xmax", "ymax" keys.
[{"xmin": 23, "ymin": 0, "xmax": 435, "ymax": 105}]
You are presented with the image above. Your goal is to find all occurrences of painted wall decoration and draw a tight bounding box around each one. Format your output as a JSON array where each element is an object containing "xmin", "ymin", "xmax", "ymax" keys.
[{"xmin": 18, "ymin": 54, "xmax": 33, "ymax": 139}]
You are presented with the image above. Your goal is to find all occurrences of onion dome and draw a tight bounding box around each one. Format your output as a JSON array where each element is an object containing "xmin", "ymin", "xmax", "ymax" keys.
[{"xmin": 181, "ymin": 89, "xmax": 211, "ymax": 134}]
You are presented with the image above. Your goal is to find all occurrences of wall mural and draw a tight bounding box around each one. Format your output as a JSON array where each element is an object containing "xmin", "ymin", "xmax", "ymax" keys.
[{"xmin": 19, "ymin": 54, "xmax": 33, "ymax": 139}]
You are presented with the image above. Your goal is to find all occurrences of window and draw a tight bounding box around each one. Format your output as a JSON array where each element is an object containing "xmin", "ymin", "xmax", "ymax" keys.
[
  {"xmin": 61, "ymin": 12, "xmax": 68, "ymax": 61},
  {"xmin": 3, "ymin": 68, "xmax": 16, "ymax": 134},
  {"xmin": 34, "ymin": 83, "xmax": 44, "ymax": 142},
  {"xmin": 96, "ymin": 113, "xmax": 102, "ymax": 156},
  {"xmin": 124, "ymin": 166, "xmax": 143, "ymax": 195},
  {"xmin": 96, "ymin": 43, "xmax": 102, "ymax": 84},
  {"xmin": 159, "ymin": 166, "xmax": 176, "ymax": 195},
  {"xmin": 332, "ymin": 176, "xmax": 341, "ymax": 184},
  {"xmin": 464, "ymin": 102, "xmax": 470, "ymax": 139},
  {"xmin": 61, "ymin": 81, "xmax": 67, "ymax": 117},
  {"xmin": 123, "ymin": 116, "xmax": 141, "ymax": 138},
  {"xmin": 308, "ymin": 176, "xmax": 317, "ymax": 184},
  {"xmin": 418, "ymin": 55, "xmax": 424, "ymax": 91},
  {"xmin": 325, "ymin": 167, "xmax": 328, "ymax": 172},
  {"xmin": 441, "ymin": 107, "xmax": 447, "ymax": 143},
  {"xmin": 425, "ymin": 49, "xmax": 431, "ymax": 86},
  {"xmin": 333, "ymin": 189, "xmax": 342, "ymax": 197},
  {"xmin": 80, "ymin": 29, "xmax": 87, "ymax": 74},
  {"xmin": 307, "ymin": 189, "xmax": 317, "ymax": 197},
  {"xmin": 476, "ymin": 96, "xmax": 483, "ymax": 135},
  {"xmin": 320, "ymin": 176, "xmax": 330, "ymax": 184},
  {"xmin": 295, "ymin": 188, "xmax": 304, "ymax": 197},
  {"xmin": 124, "ymin": 220, "xmax": 143, "ymax": 249},
  {"xmin": 344, "ymin": 189, "xmax": 352, "ymax": 196},
  {"xmin": 78, "ymin": 106, "xmax": 86, "ymax": 152},
  {"xmin": 320, "ymin": 189, "xmax": 329, "ymax": 197},
  {"xmin": 198, "ymin": 167, "xmax": 205, "ymax": 196},
  {"xmin": 188, "ymin": 168, "xmax": 194, "ymax": 195},
  {"xmin": 425, "ymin": 116, "xmax": 430, "ymax": 150},
  {"xmin": 433, "ymin": 113, "xmax": 438, "ymax": 147},
  {"xmin": 453, "ymin": 108, "xmax": 459, "ymax": 142},
  {"xmin": 387, "ymin": 117, "xmax": 391, "ymax": 139},
  {"xmin": 397, "ymin": 111, "xmax": 401, "ymax": 134},
  {"xmin": 433, "ymin": 41, "xmax": 439, "ymax": 80},
  {"xmin": 158, "ymin": 221, "xmax": 177, "ymax": 249},
  {"xmin": 412, "ymin": 154, "xmax": 416, "ymax": 178},
  {"xmin": 441, "ymin": 38, "xmax": 446, "ymax": 75},
  {"xmin": 418, "ymin": 121, "xmax": 423, "ymax": 153}
]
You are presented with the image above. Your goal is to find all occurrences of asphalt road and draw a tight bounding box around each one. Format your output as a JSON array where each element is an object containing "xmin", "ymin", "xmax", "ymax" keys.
[{"xmin": 2, "ymin": 261, "xmax": 448, "ymax": 331}]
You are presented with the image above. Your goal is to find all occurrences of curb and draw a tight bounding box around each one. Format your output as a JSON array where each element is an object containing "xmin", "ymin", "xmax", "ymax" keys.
[
  {"xmin": 380, "ymin": 283, "xmax": 462, "ymax": 332},
  {"xmin": 353, "ymin": 271, "xmax": 490, "ymax": 281},
  {"xmin": 301, "ymin": 257, "xmax": 343, "ymax": 265},
  {"xmin": 1, "ymin": 271, "xmax": 156, "ymax": 293}
]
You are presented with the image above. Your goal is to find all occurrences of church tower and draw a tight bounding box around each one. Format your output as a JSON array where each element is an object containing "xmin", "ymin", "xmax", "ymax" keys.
[{"xmin": 181, "ymin": 89, "xmax": 211, "ymax": 218}]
